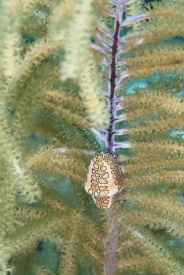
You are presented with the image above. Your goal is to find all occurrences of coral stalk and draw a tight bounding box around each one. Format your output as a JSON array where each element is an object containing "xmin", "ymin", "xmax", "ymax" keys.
[
  {"xmin": 104, "ymin": 208, "xmax": 118, "ymax": 275},
  {"xmin": 102, "ymin": 2, "xmax": 128, "ymax": 274},
  {"xmin": 92, "ymin": 1, "xmax": 130, "ymax": 154},
  {"xmin": 106, "ymin": 16, "xmax": 121, "ymax": 154}
]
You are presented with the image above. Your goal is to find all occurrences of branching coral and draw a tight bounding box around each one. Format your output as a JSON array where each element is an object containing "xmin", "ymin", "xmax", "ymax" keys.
[{"xmin": 1, "ymin": 0, "xmax": 184, "ymax": 274}]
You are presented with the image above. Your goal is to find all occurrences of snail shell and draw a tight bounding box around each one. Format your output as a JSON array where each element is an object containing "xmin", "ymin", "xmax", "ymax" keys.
[{"xmin": 85, "ymin": 152, "xmax": 123, "ymax": 209}]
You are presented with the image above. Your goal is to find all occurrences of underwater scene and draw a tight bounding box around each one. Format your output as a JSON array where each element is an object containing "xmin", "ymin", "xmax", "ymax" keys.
[{"xmin": 0, "ymin": 0, "xmax": 184, "ymax": 274}]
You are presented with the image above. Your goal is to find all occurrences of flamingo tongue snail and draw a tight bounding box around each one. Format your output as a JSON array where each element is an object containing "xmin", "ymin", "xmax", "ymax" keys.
[{"xmin": 85, "ymin": 152, "xmax": 123, "ymax": 209}]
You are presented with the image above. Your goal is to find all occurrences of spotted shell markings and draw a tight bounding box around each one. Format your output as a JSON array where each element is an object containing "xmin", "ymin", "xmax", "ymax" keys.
[{"xmin": 85, "ymin": 152, "xmax": 123, "ymax": 209}]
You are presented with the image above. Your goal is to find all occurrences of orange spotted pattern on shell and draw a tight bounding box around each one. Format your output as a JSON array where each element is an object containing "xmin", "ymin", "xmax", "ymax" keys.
[{"xmin": 85, "ymin": 152, "xmax": 123, "ymax": 209}]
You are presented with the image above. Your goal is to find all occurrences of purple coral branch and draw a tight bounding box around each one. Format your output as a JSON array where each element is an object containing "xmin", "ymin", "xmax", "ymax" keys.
[
  {"xmin": 122, "ymin": 13, "xmax": 152, "ymax": 26},
  {"xmin": 116, "ymin": 60, "xmax": 126, "ymax": 66},
  {"xmin": 115, "ymin": 102, "xmax": 123, "ymax": 110},
  {"xmin": 105, "ymin": 16, "xmax": 122, "ymax": 153},
  {"xmin": 91, "ymin": 0, "xmax": 134, "ymax": 154},
  {"xmin": 120, "ymin": 0, "xmax": 137, "ymax": 5},
  {"xmin": 119, "ymin": 36, "xmax": 144, "ymax": 44},
  {"xmin": 116, "ymin": 75, "xmax": 128, "ymax": 88},
  {"xmin": 97, "ymin": 23, "xmax": 113, "ymax": 38},
  {"xmin": 95, "ymin": 33, "xmax": 112, "ymax": 49},
  {"xmin": 122, "ymin": 12, "xmax": 173, "ymax": 27},
  {"xmin": 91, "ymin": 43, "xmax": 111, "ymax": 55},
  {"xmin": 92, "ymin": 2, "xmax": 131, "ymax": 154},
  {"xmin": 100, "ymin": 7, "xmax": 117, "ymax": 17},
  {"xmin": 109, "ymin": 0, "xmax": 118, "ymax": 4},
  {"xmin": 101, "ymin": 3, "xmax": 132, "ymax": 274},
  {"xmin": 100, "ymin": 57, "xmax": 111, "ymax": 67},
  {"xmin": 104, "ymin": 2, "xmax": 128, "ymax": 154}
]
